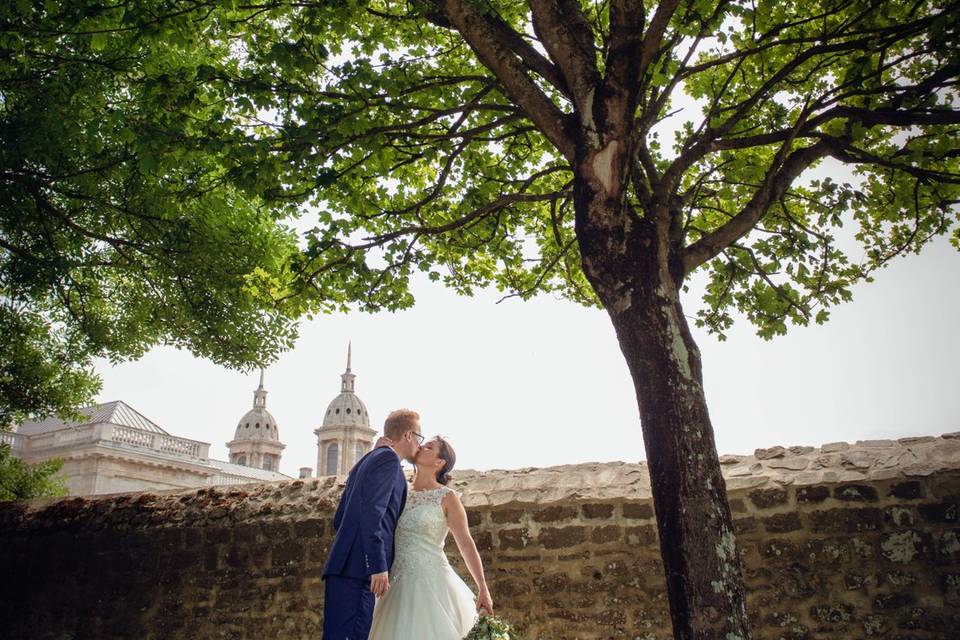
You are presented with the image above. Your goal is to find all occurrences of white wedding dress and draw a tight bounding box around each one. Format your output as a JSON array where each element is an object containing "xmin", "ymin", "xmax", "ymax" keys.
[{"xmin": 368, "ymin": 486, "xmax": 478, "ymax": 639}]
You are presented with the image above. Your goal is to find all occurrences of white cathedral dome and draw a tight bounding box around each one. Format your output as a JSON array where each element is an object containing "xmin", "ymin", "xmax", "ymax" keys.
[
  {"xmin": 233, "ymin": 371, "xmax": 281, "ymax": 441},
  {"xmin": 235, "ymin": 407, "xmax": 279, "ymax": 441},
  {"xmin": 322, "ymin": 392, "xmax": 370, "ymax": 427},
  {"xmin": 320, "ymin": 344, "xmax": 370, "ymax": 428}
]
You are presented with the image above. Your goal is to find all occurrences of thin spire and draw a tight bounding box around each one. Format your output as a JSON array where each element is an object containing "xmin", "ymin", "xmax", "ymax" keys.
[
  {"xmin": 340, "ymin": 342, "xmax": 356, "ymax": 393},
  {"xmin": 253, "ymin": 369, "xmax": 268, "ymax": 408}
]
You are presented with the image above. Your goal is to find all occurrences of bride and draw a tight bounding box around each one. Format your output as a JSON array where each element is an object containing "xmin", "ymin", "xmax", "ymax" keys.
[{"xmin": 368, "ymin": 436, "xmax": 494, "ymax": 639}]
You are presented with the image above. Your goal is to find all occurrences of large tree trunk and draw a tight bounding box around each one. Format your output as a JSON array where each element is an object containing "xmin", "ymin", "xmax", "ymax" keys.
[
  {"xmin": 574, "ymin": 164, "xmax": 751, "ymax": 639},
  {"xmin": 612, "ymin": 272, "xmax": 750, "ymax": 640}
]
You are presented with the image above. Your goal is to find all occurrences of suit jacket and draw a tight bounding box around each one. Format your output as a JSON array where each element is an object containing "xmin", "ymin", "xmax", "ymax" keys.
[{"xmin": 323, "ymin": 446, "xmax": 407, "ymax": 579}]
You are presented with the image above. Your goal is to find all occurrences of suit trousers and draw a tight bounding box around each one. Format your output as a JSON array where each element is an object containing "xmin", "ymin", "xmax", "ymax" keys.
[{"xmin": 322, "ymin": 575, "xmax": 374, "ymax": 640}]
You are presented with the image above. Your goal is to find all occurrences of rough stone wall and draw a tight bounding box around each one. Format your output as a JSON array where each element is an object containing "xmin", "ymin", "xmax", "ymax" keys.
[{"xmin": 2, "ymin": 435, "xmax": 959, "ymax": 639}]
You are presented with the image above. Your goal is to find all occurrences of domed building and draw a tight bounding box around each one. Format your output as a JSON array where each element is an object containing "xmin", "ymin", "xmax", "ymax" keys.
[
  {"xmin": 226, "ymin": 370, "xmax": 286, "ymax": 472},
  {"xmin": 10, "ymin": 387, "xmax": 292, "ymax": 496},
  {"xmin": 314, "ymin": 344, "xmax": 377, "ymax": 476}
]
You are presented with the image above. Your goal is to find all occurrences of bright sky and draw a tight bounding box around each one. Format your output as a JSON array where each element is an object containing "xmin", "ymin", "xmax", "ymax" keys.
[
  {"xmin": 94, "ymin": 39, "xmax": 960, "ymax": 477},
  {"xmin": 94, "ymin": 235, "xmax": 960, "ymax": 477}
]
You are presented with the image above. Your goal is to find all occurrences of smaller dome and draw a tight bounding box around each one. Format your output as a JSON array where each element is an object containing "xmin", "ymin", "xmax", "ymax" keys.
[
  {"xmin": 234, "ymin": 407, "xmax": 280, "ymax": 442},
  {"xmin": 231, "ymin": 370, "xmax": 281, "ymax": 442},
  {"xmin": 322, "ymin": 392, "xmax": 370, "ymax": 428}
]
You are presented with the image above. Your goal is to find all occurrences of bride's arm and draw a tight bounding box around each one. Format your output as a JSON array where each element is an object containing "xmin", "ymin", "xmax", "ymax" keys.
[{"xmin": 444, "ymin": 491, "xmax": 495, "ymax": 615}]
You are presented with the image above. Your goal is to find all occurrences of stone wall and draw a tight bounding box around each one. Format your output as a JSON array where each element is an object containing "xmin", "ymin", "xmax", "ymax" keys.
[{"xmin": 2, "ymin": 435, "xmax": 959, "ymax": 639}]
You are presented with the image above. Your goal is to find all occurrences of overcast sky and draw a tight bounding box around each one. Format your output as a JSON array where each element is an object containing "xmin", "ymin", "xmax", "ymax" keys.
[{"xmin": 94, "ymin": 234, "xmax": 960, "ymax": 477}]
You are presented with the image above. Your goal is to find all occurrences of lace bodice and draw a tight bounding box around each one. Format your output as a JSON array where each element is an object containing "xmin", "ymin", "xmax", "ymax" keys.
[{"xmin": 390, "ymin": 486, "xmax": 456, "ymax": 582}]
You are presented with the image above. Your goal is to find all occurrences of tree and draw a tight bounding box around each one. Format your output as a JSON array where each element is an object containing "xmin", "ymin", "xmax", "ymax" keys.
[
  {"xmin": 0, "ymin": 441, "xmax": 67, "ymax": 501},
  {"xmin": 0, "ymin": 305, "xmax": 102, "ymax": 427},
  {"xmin": 0, "ymin": 1, "xmax": 301, "ymax": 425},
  {"xmin": 4, "ymin": 1, "xmax": 959, "ymax": 637}
]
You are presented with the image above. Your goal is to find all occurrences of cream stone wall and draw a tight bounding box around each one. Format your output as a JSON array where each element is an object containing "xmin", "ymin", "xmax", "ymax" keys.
[
  {"xmin": 30, "ymin": 450, "xmax": 217, "ymax": 496},
  {"xmin": 89, "ymin": 456, "xmax": 217, "ymax": 494},
  {"xmin": 1, "ymin": 434, "xmax": 958, "ymax": 639}
]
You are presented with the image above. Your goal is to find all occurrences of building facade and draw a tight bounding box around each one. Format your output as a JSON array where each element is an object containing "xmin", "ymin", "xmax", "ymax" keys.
[
  {"xmin": 9, "ymin": 380, "xmax": 292, "ymax": 496},
  {"xmin": 7, "ymin": 347, "xmax": 376, "ymax": 494}
]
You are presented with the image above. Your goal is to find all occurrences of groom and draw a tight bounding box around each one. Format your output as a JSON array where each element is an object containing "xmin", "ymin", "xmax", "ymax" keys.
[{"xmin": 322, "ymin": 409, "xmax": 423, "ymax": 640}]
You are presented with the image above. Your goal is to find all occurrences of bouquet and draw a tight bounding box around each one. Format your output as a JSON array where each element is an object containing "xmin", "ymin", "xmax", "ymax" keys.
[{"xmin": 464, "ymin": 613, "xmax": 522, "ymax": 640}]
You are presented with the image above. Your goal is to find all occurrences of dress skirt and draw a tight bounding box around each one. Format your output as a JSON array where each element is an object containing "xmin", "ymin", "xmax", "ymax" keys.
[{"xmin": 368, "ymin": 564, "xmax": 478, "ymax": 639}]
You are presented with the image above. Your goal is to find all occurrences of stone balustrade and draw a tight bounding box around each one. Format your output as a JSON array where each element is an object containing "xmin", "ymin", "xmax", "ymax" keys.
[
  {"xmin": 0, "ymin": 430, "xmax": 25, "ymax": 450},
  {"xmin": 209, "ymin": 472, "xmax": 268, "ymax": 486},
  {"xmin": 11, "ymin": 422, "xmax": 210, "ymax": 462}
]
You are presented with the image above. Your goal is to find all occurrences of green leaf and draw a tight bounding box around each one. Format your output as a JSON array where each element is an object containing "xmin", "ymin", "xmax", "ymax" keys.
[{"xmin": 90, "ymin": 32, "xmax": 107, "ymax": 51}]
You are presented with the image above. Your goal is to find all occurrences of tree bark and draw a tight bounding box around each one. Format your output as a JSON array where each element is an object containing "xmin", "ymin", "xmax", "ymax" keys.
[
  {"xmin": 612, "ymin": 275, "xmax": 750, "ymax": 640},
  {"xmin": 574, "ymin": 165, "xmax": 751, "ymax": 639}
]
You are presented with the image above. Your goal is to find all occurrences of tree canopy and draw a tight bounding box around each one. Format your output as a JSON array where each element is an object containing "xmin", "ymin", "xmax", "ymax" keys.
[
  {"xmin": 6, "ymin": 0, "xmax": 954, "ymax": 332},
  {"xmin": 288, "ymin": 0, "xmax": 958, "ymax": 337},
  {"xmin": 1, "ymin": 0, "xmax": 302, "ymax": 423},
  {"xmin": 3, "ymin": 0, "xmax": 958, "ymax": 636}
]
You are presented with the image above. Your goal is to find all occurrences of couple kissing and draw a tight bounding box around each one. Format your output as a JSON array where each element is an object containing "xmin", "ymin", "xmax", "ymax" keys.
[{"xmin": 322, "ymin": 409, "xmax": 494, "ymax": 639}]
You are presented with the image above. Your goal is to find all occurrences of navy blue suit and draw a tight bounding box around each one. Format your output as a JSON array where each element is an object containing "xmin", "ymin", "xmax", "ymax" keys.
[{"xmin": 322, "ymin": 446, "xmax": 407, "ymax": 640}]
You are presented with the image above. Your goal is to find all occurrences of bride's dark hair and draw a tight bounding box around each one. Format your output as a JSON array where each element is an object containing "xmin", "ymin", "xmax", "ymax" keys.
[{"xmin": 435, "ymin": 437, "xmax": 456, "ymax": 485}]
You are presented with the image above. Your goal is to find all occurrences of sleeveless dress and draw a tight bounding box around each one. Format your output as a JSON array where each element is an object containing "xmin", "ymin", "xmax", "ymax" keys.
[{"xmin": 368, "ymin": 486, "xmax": 479, "ymax": 639}]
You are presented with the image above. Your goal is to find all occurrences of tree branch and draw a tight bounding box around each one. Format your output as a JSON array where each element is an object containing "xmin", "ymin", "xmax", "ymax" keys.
[
  {"xmin": 484, "ymin": 12, "xmax": 573, "ymax": 100},
  {"xmin": 434, "ymin": 0, "xmax": 576, "ymax": 161},
  {"xmin": 831, "ymin": 139, "xmax": 960, "ymax": 183},
  {"xmin": 356, "ymin": 191, "xmax": 568, "ymax": 248},
  {"xmin": 635, "ymin": 0, "xmax": 682, "ymax": 87},
  {"xmin": 662, "ymin": 10, "xmax": 945, "ymax": 193},
  {"xmin": 682, "ymin": 138, "xmax": 838, "ymax": 276},
  {"xmin": 528, "ymin": 0, "xmax": 601, "ymax": 115},
  {"xmin": 495, "ymin": 236, "xmax": 578, "ymax": 303},
  {"xmin": 600, "ymin": 0, "xmax": 645, "ymax": 130}
]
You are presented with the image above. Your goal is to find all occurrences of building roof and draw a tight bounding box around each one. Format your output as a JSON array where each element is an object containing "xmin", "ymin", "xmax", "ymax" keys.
[
  {"xmin": 16, "ymin": 400, "xmax": 170, "ymax": 436},
  {"xmin": 207, "ymin": 458, "xmax": 293, "ymax": 481}
]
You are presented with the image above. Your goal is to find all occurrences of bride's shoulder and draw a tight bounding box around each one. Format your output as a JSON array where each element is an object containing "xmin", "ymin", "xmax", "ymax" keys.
[{"xmin": 439, "ymin": 485, "xmax": 463, "ymax": 504}]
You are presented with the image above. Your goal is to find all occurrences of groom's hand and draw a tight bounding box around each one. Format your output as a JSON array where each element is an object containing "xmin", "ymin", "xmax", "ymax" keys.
[{"xmin": 370, "ymin": 571, "xmax": 390, "ymax": 597}]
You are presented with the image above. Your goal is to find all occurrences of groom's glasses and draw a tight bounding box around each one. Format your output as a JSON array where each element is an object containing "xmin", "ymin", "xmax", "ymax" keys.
[{"xmin": 409, "ymin": 431, "xmax": 425, "ymax": 445}]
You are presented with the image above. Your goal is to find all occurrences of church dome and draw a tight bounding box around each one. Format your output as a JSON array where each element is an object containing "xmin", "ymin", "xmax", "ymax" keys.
[
  {"xmin": 234, "ymin": 407, "xmax": 280, "ymax": 441},
  {"xmin": 320, "ymin": 343, "xmax": 371, "ymax": 429},
  {"xmin": 233, "ymin": 371, "xmax": 281, "ymax": 441},
  {"xmin": 323, "ymin": 392, "xmax": 370, "ymax": 427}
]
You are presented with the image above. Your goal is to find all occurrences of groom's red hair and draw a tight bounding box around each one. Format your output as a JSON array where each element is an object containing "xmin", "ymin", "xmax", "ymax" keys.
[{"xmin": 384, "ymin": 409, "xmax": 420, "ymax": 440}]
